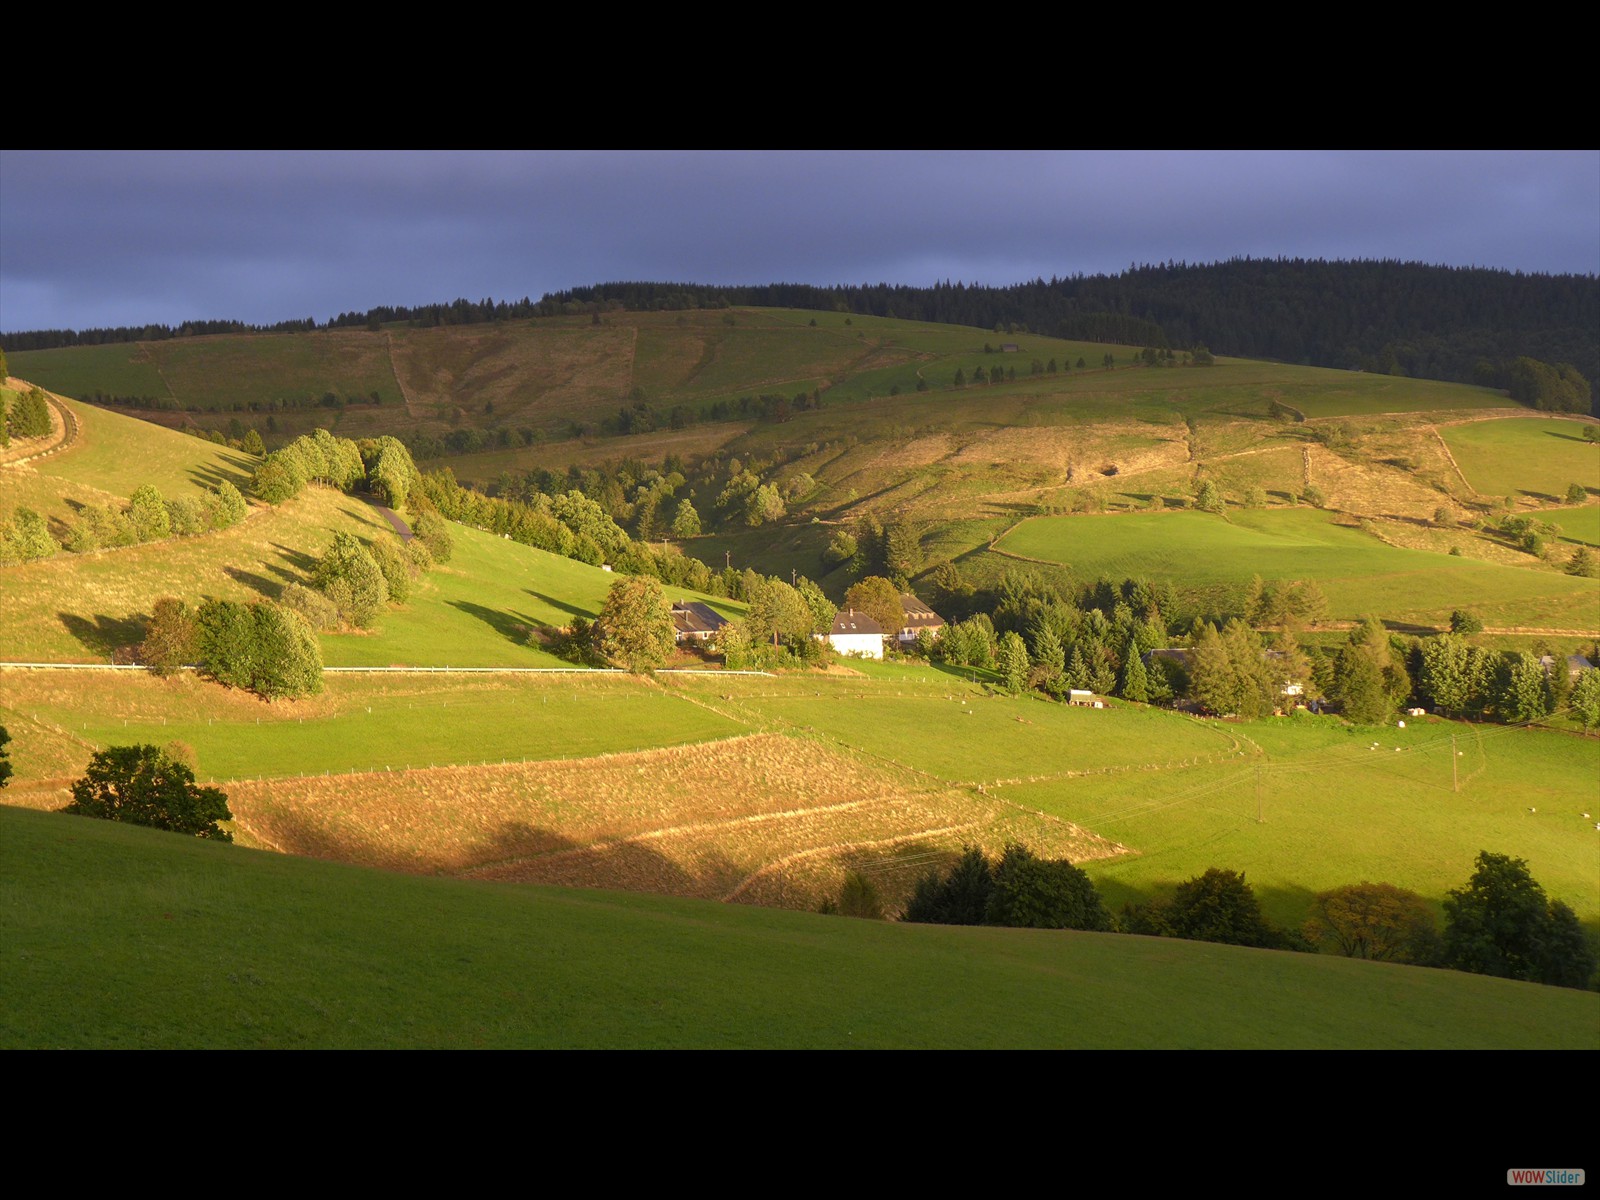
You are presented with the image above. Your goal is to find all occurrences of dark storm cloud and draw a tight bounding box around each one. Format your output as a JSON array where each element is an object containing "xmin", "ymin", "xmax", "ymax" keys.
[{"xmin": 2, "ymin": 150, "xmax": 1595, "ymax": 332}]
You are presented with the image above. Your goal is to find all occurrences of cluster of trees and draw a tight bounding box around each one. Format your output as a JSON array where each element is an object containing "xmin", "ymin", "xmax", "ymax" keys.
[
  {"xmin": 142, "ymin": 596, "xmax": 324, "ymax": 700},
  {"xmin": 62, "ymin": 481, "xmax": 248, "ymax": 554},
  {"xmin": 0, "ymin": 480, "xmax": 249, "ymax": 565},
  {"xmin": 895, "ymin": 844, "xmax": 1595, "ymax": 989},
  {"xmin": 1123, "ymin": 869, "xmax": 1307, "ymax": 949},
  {"xmin": 1417, "ymin": 634, "xmax": 1598, "ymax": 726},
  {"xmin": 1505, "ymin": 357, "xmax": 1593, "ymax": 413},
  {"xmin": 1441, "ymin": 852, "xmax": 1595, "ymax": 988},
  {"xmin": 419, "ymin": 465, "xmax": 730, "ymax": 597},
  {"xmin": 251, "ymin": 429, "xmax": 407, "ymax": 507},
  {"xmin": 2, "ymin": 385, "xmax": 50, "ymax": 442},
  {"xmin": 62, "ymin": 743, "xmax": 233, "ymax": 841},
  {"xmin": 0, "ymin": 508, "xmax": 62, "ymax": 564},
  {"xmin": 902, "ymin": 845, "xmax": 1113, "ymax": 931},
  {"xmin": 1300, "ymin": 854, "xmax": 1599, "ymax": 988}
]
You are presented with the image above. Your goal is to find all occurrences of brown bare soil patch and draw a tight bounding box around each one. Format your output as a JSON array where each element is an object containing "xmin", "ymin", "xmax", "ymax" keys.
[{"xmin": 226, "ymin": 733, "xmax": 1121, "ymax": 912}]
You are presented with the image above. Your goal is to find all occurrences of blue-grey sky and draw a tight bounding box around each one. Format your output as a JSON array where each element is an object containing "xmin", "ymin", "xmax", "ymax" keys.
[{"xmin": 2, "ymin": 150, "xmax": 1596, "ymax": 332}]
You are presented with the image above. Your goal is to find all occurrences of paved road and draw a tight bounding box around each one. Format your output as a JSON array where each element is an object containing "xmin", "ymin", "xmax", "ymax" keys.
[{"xmin": 363, "ymin": 495, "xmax": 413, "ymax": 541}]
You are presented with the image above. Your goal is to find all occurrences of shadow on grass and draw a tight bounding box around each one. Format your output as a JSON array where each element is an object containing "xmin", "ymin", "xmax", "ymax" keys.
[
  {"xmin": 525, "ymin": 589, "xmax": 590, "ymax": 620},
  {"xmin": 60, "ymin": 611, "xmax": 147, "ymax": 657},
  {"xmin": 223, "ymin": 566, "xmax": 284, "ymax": 599},
  {"xmin": 1542, "ymin": 428, "xmax": 1595, "ymax": 444},
  {"xmin": 270, "ymin": 543, "xmax": 317, "ymax": 574},
  {"xmin": 242, "ymin": 810, "xmax": 754, "ymax": 903},
  {"xmin": 448, "ymin": 600, "xmax": 540, "ymax": 646}
]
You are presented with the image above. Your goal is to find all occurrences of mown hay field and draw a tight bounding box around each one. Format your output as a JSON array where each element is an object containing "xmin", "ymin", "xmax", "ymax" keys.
[{"xmin": 224, "ymin": 732, "xmax": 1119, "ymax": 912}]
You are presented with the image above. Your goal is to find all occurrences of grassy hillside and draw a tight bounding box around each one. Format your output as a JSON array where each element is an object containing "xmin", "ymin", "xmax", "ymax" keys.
[
  {"xmin": 1441, "ymin": 416, "xmax": 1600, "ymax": 500},
  {"xmin": 1, "ymin": 394, "xmax": 256, "ymax": 530},
  {"xmin": 987, "ymin": 508, "xmax": 1600, "ymax": 630},
  {"xmin": 4, "ymin": 806, "xmax": 1593, "ymax": 1049},
  {"xmin": 0, "ymin": 400, "xmax": 740, "ymax": 666}
]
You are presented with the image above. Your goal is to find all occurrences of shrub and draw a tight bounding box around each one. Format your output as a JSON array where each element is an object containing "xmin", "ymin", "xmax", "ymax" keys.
[
  {"xmin": 403, "ymin": 537, "xmax": 434, "ymax": 575},
  {"xmin": 367, "ymin": 536, "xmax": 414, "ymax": 604},
  {"xmin": 985, "ymin": 844, "xmax": 1113, "ymax": 931},
  {"xmin": 279, "ymin": 582, "xmax": 339, "ymax": 632},
  {"xmin": 0, "ymin": 507, "xmax": 59, "ymax": 564},
  {"xmin": 195, "ymin": 599, "xmax": 322, "ymax": 699},
  {"xmin": 209, "ymin": 481, "xmax": 248, "ymax": 527},
  {"xmin": 412, "ymin": 511, "xmax": 454, "ymax": 563}
]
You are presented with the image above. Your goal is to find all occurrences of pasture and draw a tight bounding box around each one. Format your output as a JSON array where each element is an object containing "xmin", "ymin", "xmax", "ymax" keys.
[
  {"xmin": 0, "ymin": 670, "xmax": 745, "ymax": 786},
  {"xmin": 996, "ymin": 714, "xmax": 1600, "ymax": 927},
  {"xmin": 4, "ymin": 805, "xmax": 1594, "ymax": 1049},
  {"xmin": 1441, "ymin": 416, "xmax": 1600, "ymax": 501},
  {"xmin": 988, "ymin": 507, "xmax": 1600, "ymax": 630}
]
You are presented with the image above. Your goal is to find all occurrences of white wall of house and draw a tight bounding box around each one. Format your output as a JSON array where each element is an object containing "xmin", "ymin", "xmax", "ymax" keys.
[{"xmin": 830, "ymin": 633, "xmax": 884, "ymax": 659}]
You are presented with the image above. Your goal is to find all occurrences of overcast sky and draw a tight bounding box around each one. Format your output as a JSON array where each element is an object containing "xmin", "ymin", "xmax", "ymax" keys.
[{"xmin": 2, "ymin": 150, "xmax": 1596, "ymax": 333}]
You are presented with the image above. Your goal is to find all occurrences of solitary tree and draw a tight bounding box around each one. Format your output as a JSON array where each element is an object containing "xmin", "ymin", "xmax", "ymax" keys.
[
  {"xmin": 843, "ymin": 576, "xmax": 905, "ymax": 639},
  {"xmin": 596, "ymin": 575, "xmax": 675, "ymax": 672},
  {"xmin": 1305, "ymin": 882, "xmax": 1438, "ymax": 962},
  {"xmin": 64, "ymin": 744, "xmax": 233, "ymax": 841}
]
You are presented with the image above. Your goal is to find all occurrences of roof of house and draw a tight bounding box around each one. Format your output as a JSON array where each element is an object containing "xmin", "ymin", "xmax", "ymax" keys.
[
  {"xmin": 898, "ymin": 593, "xmax": 945, "ymax": 629},
  {"xmin": 830, "ymin": 609, "xmax": 884, "ymax": 636},
  {"xmin": 671, "ymin": 601, "xmax": 727, "ymax": 635}
]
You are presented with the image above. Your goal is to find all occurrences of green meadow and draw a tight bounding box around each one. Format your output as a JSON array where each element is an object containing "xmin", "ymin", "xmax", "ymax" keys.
[
  {"xmin": 2, "ymin": 671, "xmax": 744, "ymax": 782},
  {"xmin": 4, "ymin": 806, "xmax": 1593, "ymax": 1049},
  {"xmin": 989, "ymin": 507, "xmax": 1600, "ymax": 629},
  {"xmin": 1442, "ymin": 416, "xmax": 1600, "ymax": 500}
]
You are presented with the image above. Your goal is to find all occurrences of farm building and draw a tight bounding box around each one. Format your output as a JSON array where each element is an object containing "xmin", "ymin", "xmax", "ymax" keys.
[
  {"xmin": 671, "ymin": 601, "xmax": 727, "ymax": 644},
  {"xmin": 896, "ymin": 593, "xmax": 946, "ymax": 645},
  {"xmin": 1067, "ymin": 690, "xmax": 1104, "ymax": 708},
  {"xmin": 826, "ymin": 609, "xmax": 885, "ymax": 659},
  {"xmin": 1541, "ymin": 654, "xmax": 1595, "ymax": 680}
]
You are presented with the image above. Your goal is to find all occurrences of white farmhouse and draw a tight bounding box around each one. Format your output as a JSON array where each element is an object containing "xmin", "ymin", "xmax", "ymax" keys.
[{"xmin": 827, "ymin": 609, "xmax": 885, "ymax": 659}]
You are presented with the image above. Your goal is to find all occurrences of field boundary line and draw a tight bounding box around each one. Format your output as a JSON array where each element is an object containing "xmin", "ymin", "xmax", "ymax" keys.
[
  {"xmin": 721, "ymin": 820, "xmax": 995, "ymax": 902},
  {"xmin": 1431, "ymin": 425, "xmax": 1476, "ymax": 496}
]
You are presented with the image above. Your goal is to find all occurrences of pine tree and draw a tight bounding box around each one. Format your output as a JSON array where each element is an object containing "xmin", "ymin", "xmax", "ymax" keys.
[{"xmin": 1118, "ymin": 636, "xmax": 1150, "ymax": 702}]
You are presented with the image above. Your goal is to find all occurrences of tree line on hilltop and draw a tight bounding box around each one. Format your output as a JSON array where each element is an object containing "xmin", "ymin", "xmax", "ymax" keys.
[{"xmin": 6, "ymin": 260, "xmax": 1595, "ymax": 407}]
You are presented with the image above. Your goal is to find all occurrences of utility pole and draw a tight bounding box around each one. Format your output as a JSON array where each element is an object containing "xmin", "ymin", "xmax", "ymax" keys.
[
  {"xmin": 1255, "ymin": 763, "xmax": 1263, "ymax": 823},
  {"xmin": 725, "ymin": 550, "xmax": 731, "ymax": 570},
  {"xmin": 1451, "ymin": 733, "xmax": 1458, "ymax": 793}
]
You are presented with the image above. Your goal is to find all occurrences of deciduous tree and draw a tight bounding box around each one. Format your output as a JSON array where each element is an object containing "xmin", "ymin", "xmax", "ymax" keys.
[
  {"xmin": 596, "ymin": 575, "xmax": 675, "ymax": 672},
  {"xmin": 1305, "ymin": 882, "xmax": 1438, "ymax": 962},
  {"xmin": 65, "ymin": 744, "xmax": 233, "ymax": 841}
]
